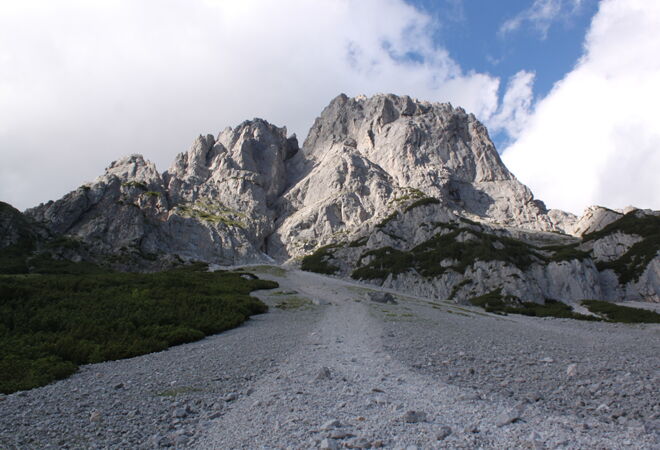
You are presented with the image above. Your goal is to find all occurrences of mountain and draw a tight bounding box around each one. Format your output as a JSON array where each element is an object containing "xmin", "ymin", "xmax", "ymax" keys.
[{"xmin": 12, "ymin": 93, "xmax": 659, "ymax": 303}]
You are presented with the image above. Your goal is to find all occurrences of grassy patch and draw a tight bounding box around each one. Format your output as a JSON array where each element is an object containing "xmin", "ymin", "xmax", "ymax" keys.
[
  {"xmin": 582, "ymin": 300, "xmax": 660, "ymax": 323},
  {"xmin": 301, "ymin": 244, "xmax": 342, "ymax": 275},
  {"xmin": 352, "ymin": 227, "xmax": 543, "ymax": 280},
  {"xmin": 448, "ymin": 279, "xmax": 471, "ymax": 300},
  {"xmin": 0, "ymin": 265, "xmax": 277, "ymax": 394},
  {"xmin": 403, "ymin": 197, "xmax": 440, "ymax": 213},
  {"xmin": 245, "ymin": 265, "xmax": 287, "ymax": 277},
  {"xmin": 582, "ymin": 212, "xmax": 659, "ymax": 284},
  {"xmin": 542, "ymin": 243, "xmax": 591, "ymax": 262},
  {"xmin": 468, "ymin": 290, "xmax": 599, "ymax": 321},
  {"xmin": 351, "ymin": 223, "xmax": 596, "ymax": 281},
  {"xmin": 583, "ymin": 212, "xmax": 659, "ymax": 241},
  {"xmin": 351, "ymin": 246, "xmax": 413, "ymax": 280},
  {"xmin": 390, "ymin": 187, "xmax": 425, "ymax": 203},
  {"xmin": 348, "ymin": 236, "xmax": 369, "ymax": 248},
  {"xmin": 121, "ymin": 181, "xmax": 147, "ymax": 190},
  {"xmin": 376, "ymin": 212, "xmax": 399, "ymax": 229},
  {"xmin": 174, "ymin": 201, "xmax": 246, "ymax": 228},
  {"xmin": 275, "ymin": 296, "xmax": 314, "ymax": 310},
  {"xmin": 595, "ymin": 234, "xmax": 659, "ymax": 284}
]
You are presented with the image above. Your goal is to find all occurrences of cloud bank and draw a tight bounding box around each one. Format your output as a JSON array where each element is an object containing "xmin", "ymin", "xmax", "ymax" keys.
[
  {"xmin": 0, "ymin": 0, "xmax": 657, "ymax": 217},
  {"xmin": 502, "ymin": 0, "xmax": 660, "ymax": 214},
  {"xmin": 500, "ymin": 0, "xmax": 585, "ymax": 39},
  {"xmin": 0, "ymin": 0, "xmax": 502, "ymax": 210}
]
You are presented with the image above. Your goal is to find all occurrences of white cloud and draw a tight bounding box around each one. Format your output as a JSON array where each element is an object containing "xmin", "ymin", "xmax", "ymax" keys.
[
  {"xmin": 502, "ymin": 0, "xmax": 660, "ymax": 214},
  {"xmin": 488, "ymin": 70, "xmax": 535, "ymax": 140},
  {"xmin": 500, "ymin": 0, "xmax": 584, "ymax": 39},
  {"xmin": 0, "ymin": 0, "xmax": 502, "ymax": 210}
]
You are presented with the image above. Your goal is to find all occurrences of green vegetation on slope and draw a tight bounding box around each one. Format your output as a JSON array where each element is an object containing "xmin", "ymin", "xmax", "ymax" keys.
[
  {"xmin": 0, "ymin": 264, "xmax": 277, "ymax": 394},
  {"xmin": 468, "ymin": 290, "xmax": 599, "ymax": 321},
  {"xmin": 351, "ymin": 225, "xmax": 543, "ymax": 280},
  {"xmin": 582, "ymin": 300, "xmax": 660, "ymax": 323},
  {"xmin": 583, "ymin": 212, "xmax": 659, "ymax": 241},
  {"xmin": 300, "ymin": 243, "xmax": 342, "ymax": 274},
  {"xmin": 403, "ymin": 197, "xmax": 440, "ymax": 213},
  {"xmin": 585, "ymin": 213, "xmax": 660, "ymax": 284},
  {"xmin": 351, "ymin": 222, "xmax": 594, "ymax": 281}
]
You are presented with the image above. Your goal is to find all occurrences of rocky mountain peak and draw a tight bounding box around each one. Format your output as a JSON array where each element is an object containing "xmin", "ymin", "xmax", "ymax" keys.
[
  {"xmin": 105, "ymin": 154, "xmax": 162, "ymax": 184},
  {"xmin": 17, "ymin": 93, "xmax": 658, "ymax": 303},
  {"xmin": 303, "ymin": 93, "xmax": 512, "ymax": 186}
]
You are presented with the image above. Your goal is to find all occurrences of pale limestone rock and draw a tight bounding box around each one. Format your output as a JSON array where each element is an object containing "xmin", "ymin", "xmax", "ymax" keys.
[
  {"xmin": 19, "ymin": 93, "xmax": 658, "ymax": 304},
  {"xmin": 571, "ymin": 206, "xmax": 623, "ymax": 237},
  {"xmin": 581, "ymin": 232, "xmax": 643, "ymax": 262}
]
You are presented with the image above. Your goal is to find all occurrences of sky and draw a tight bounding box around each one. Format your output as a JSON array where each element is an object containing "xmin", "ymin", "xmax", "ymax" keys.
[{"xmin": 0, "ymin": 0, "xmax": 658, "ymax": 215}]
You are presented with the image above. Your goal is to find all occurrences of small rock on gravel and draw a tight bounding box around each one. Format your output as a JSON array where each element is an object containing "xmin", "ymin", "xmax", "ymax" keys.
[
  {"xmin": 495, "ymin": 404, "xmax": 525, "ymax": 427},
  {"xmin": 172, "ymin": 408, "xmax": 187, "ymax": 419},
  {"xmin": 321, "ymin": 419, "xmax": 342, "ymax": 431},
  {"xmin": 567, "ymin": 363, "xmax": 578, "ymax": 377},
  {"xmin": 403, "ymin": 410, "xmax": 427, "ymax": 423},
  {"xmin": 223, "ymin": 392, "xmax": 238, "ymax": 402},
  {"xmin": 315, "ymin": 366, "xmax": 332, "ymax": 381},
  {"xmin": 346, "ymin": 437, "xmax": 372, "ymax": 448},
  {"xmin": 320, "ymin": 438, "xmax": 339, "ymax": 450},
  {"xmin": 436, "ymin": 425, "xmax": 452, "ymax": 440}
]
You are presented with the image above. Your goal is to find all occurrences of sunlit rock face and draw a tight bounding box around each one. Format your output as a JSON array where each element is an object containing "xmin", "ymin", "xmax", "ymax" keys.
[{"xmin": 24, "ymin": 94, "xmax": 658, "ymax": 303}]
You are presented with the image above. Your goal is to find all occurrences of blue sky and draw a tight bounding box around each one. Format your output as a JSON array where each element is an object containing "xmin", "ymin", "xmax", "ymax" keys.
[
  {"xmin": 414, "ymin": 0, "xmax": 597, "ymax": 94},
  {"xmin": 407, "ymin": 0, "xmax": 600, "ymax": 148},
  {"xmin": 0, "ymin": 0, "xmax": 658, "ymax": 214}
]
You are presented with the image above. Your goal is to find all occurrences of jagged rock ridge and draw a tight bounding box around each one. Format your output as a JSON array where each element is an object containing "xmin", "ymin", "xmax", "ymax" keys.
[{"xmin": 20, "ymin": 93, "xmax": 660, "ymax": 303}]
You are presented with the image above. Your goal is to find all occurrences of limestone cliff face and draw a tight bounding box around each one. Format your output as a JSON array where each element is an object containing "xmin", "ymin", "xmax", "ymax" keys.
[
  {"xmin": 22, "ymin": 93, "xmax": 659, "ymax": 303},
  {"xmin": 26, "ymin": 121, "xmax": 298, "ymax": 265}
]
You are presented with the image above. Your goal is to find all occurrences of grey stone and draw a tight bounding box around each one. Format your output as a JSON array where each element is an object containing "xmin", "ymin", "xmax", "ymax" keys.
[
  {"xmin": 172, "ymin": 408, "xmax": 187, "ymax": 419},
  {"xmin": 436, "ymin": 426, "xmax": 452, "ymax": 440},
  {"xmin": 495, "ymin": 404, "xmax": 525, "ymax": 427},
  {"xmin": 223, "ymin": 392, "xmax": 238, "ymax": 402},
  {"xmin": 315, "ymin": 367, "xmax": 332, "ymax": 381},
  {"xmin": 320, "ymin": 438, "xmax": 339, "ymax": 450},
  {"xmin": 403, "ymin": 410, "xmax": 427, "ymax": 423},
  {"xmin": 321, "ymin": 419, "xmax": 341, "ymax": 431}
]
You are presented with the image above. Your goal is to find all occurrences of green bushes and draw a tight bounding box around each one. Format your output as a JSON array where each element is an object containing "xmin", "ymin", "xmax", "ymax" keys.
[
  {"xmin": 582, "ymin": 300, "xmax": 660, "ymax": 323},
  {"xmin": 376, "ymin": 212, "xmax": 399, "ymax": 229},
  {"xmin": 121, "ymin": 181, "xmax": 147, "ymax": 190},
  {"xmin": 543, "ymin": 243, "xmax": 591, "ymax": 262},
  {"xmin": 351, "ymin": 247, "xmax": 413, "ymax": 280},
  {"xmin": 468, "ymin": 290, "xmax": 599, "ymax": 321},
  {"xmin": 596, "ymin": 234, "xmax": 660, "ymax": 284},
  {"xmin": 351, "ymin": 221, "xmax": 603, "ymax": 282},
  {"xmin": 301, "ymin": 244, "xmax": 342, "ymax": 274},
  {"xmin": 403, "ymin": 197, "xmax": 440, "ymax": 213},
  {"xmin": 351, "ymin": 227, "xmax": 544, "ymax": 281},
  {"xmin": 583, "ymin": 213, "xmax": 660, "ymax": 284},
  {"xmin": 583, "ymin": 212, "xmax": 660, "ymax": 241},
  {"xmin": 348, "ymin": 236, "xmax": 369, "ymax": 248},
  {"xmin": 0, "ymin": 265, "xmax": 276, "ymax": 393}
]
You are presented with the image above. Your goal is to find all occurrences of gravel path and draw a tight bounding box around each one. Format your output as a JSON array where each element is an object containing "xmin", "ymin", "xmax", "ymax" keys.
[{"xmin": 1, "ymin": 266, "xmax": 658, "ymax": 449}]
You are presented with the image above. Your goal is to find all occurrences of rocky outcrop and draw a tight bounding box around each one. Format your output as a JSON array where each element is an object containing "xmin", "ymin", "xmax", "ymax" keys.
[
  {"xmin": 18, "ymin": 93, "xmax": 659, "ymax": 303},
  {"xmin": 570, "ymin": 206, "xmax": 623, "ymax": 236},
  {"xmin": 26, "ymin": 121, "xmax": 299, "ymax": 265},
  {"xmin": 0, "ymin": 201, "xmax": 45, "ymax": 249}
]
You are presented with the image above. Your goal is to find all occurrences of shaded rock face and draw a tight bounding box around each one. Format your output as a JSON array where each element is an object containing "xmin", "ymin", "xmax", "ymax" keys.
[
  {"xmin": 0, "ymin": 201, "xmax": 46, "ymax": 249},
  {"xmin": 298, "ymin": 94, "xmax": 569, "ymax": 232},
  {"xmin": 22, "ymin": 93, "xmax": 659, "ymax": 302},
  {"xmin": 570, "ymin": 206, "xmax": 623, "ymax": 237},
  {"xmin": 27, "ymin": 121, "xmax": 298, "ymax": 265}
]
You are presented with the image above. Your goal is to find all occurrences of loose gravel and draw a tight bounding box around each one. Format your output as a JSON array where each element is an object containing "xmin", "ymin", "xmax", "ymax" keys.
[{"xmin": 1, "ymin": 266, "xmax": 658, "ymax": 449}]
